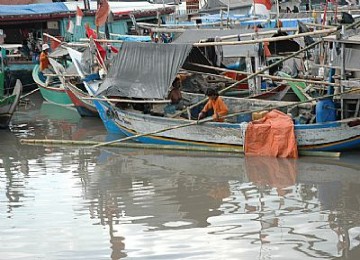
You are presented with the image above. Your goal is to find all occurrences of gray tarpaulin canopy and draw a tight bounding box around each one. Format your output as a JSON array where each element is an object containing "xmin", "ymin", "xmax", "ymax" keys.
[{"xmin": 95, "ymin": 42, "xmax": 193, "ymax": 99}]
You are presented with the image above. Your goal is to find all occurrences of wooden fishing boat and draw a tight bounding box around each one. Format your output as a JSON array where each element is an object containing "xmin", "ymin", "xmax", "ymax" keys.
[
  {"xmin": 93, "ymin": 95, "xmax": 360, "ymax": 152},
  {"xmin": 32, "ymin": 64, "xmax": 73, "ymax": 106},
  {"xmin": 91, "ymin": 41, "xmax": 360, "ymax": 152},
  {"xmin": 0, "ymin": 46, "xmax": 23, "ymax": 128},
  {"xmin": 64, "ymin": 82, "xmax": 98, "ymax": 117},
  {"xmin": 0, "ymin": 79, "xmax": 22, "ymax": 129}
]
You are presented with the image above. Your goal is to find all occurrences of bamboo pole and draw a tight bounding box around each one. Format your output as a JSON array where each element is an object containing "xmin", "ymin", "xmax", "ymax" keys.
[
  {"xmin": 19, "ymin": 138, "xmax": 341, "ymax": 158},
  {"xmin": 83, "ymin": 97, "xmax": 171, "ymax": 104},
  {"xmin": 43, "ymin": 33, "xmax": 88, "ymax": 47},
  {"xmin": 79, "ymin": 38, "xmax": 124, "ymax": 43},
  {"xmin": 193, "ymin": 28, "xmax": 337, "ymax": 47},
  {"xmin": 136, "ymin": 21, "xmax": 223, "ymax": 29},
  {"xmin": 44, "ymin": 73, "xmax": 79, "ymax": 77},
  {"xmin": 218, "ymin": 28, "xmax": 298, "ymax": 41},
  {"xmin": 304, "ymin": 22, "xmax": 337, "ymax": 29},
  {"xmin": 20, "ymin": 88, "xmax": 39, "ymax": 100},
  {"xmin": 189, "ymin": 63, "xmax": 343, "ymax": 87}
]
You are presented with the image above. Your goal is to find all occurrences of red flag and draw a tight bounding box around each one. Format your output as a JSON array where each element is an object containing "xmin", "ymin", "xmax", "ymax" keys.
[
  {"xmin": 110, "ymin": 46, "xmax": 118, "ymax": 54},
  {"xmin": 95, "ymin": 0, "xmax": 110, "ymax": 27},
  {"xmin": 76, "ymin": 6, "xmax": 84, "ymax": 26},
  {"xmin": 254, "ymin": 0, "xmax": 272, "ymax": 10},
  {"xmin": 85, "ymin": 24, "xmax": 106, "ymax": 62}
]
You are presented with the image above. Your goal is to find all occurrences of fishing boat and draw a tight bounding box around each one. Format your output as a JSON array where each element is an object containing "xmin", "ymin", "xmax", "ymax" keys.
[
  {"xmin": 0, "ymin": 45, "xmax": 23, "ymax": 128},
  {"xmin": 63, "ymin": 34, "xmax": 152, "ymax": 117},
  {"xmin": 0, "ymin": 79, "xmax": 22, "ymax": 129},
  {"xmin": 88, "ymin": 42, "xmax": 360, "ymax": 152},
  {"xmin": 32, "ymin": 64, "xmax": 73, "ymax": 106},
  {"xmin": 31, "ymin": 45, "xmax": 75, "ymax": 107},
  {"xmin": 64, "ymin": 82, "xmax": 98, "ymax": 117}
]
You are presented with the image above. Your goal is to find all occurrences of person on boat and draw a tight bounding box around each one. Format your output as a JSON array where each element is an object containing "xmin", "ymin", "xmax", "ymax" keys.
[
  {"xmin": 164, "ymin": 76, "xmax": 184, "ymax": 115},
  {"xmin": 39, "ymin": 43, "xmax": 53, "ymax": 86},
  {"xmin": 198, "ymin": 88, "xmax": 228, "ymax": 122},
  {"xmin": 169, "ymin": 77, "xmax": 183, "ymax": 106}
]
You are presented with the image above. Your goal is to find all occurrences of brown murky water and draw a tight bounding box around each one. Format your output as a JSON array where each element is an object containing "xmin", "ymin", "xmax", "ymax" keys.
[{"xmin": 1, "ymin": 93, "xmax": 360, "ymax": 259}]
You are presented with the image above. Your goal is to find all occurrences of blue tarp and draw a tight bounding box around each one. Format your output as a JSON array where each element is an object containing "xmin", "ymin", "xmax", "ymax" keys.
[
  {"xmin": 117, "ymin": 35, "xmax": 152, "ymax": 42},
  {"xmin": 0, "ymin": 3, "xmax": 68, "ymax": 16},
  {"xmin": 240, "ymin": 18, "xmax": 314, "ymax": 28}
]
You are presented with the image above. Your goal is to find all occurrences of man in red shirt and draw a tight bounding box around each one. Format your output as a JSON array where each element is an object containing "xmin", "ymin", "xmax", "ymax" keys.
[
  {"xmin": 39, "ymin": 43, "xmax": 54, "ymax": 86},
  {"xmin": 198, "ymin": 88, "xmax": 228, "ymax": 122}
]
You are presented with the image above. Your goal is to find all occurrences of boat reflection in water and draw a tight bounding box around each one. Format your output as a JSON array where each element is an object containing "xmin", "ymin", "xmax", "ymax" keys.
[{"xmin": 88, "ymin": 148, "xmax": 360, "ymax": 259}]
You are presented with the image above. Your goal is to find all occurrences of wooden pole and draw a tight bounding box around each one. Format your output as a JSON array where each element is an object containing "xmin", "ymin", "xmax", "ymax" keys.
[
  {"xmin": 20, "ymin": 88, "xmax": 39, "ymax": 100},
  {"xmin": 340, "ymin": 25, "xmax": 346, "ymax": 120},
  {"xmin": 218, "ymin": 28, "xmax": 298, "ymax": 41},
  {"xmin": 136, "ymin": 21, "xmax": 223, "ymax": 30},
  {"xmin": 19, "ymin": 138, "xmax": 341, "ymax": 157},
  {"xmin": 193, "ymin": 28, "xmax": 337, "ymax": 47},
  {"xmin": 83, "ymin": 97, "xmax": 172, "ymax": 104},
  {"xmin": 189, "ymin": 62, "xmax": 343, "ymax": 87},
  {"xmin": 79, "ymin": 38, "xmax": 124, "ymax": 43},
  {"xmin": 43, "ymin": 33, "xmax": 88, "ymax": 47}
]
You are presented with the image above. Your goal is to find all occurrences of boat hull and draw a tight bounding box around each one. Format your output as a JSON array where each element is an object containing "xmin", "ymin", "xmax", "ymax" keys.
[
  {"xmin": 0, "ymin": 79, "xmax": 22, "ymax": 128},
  {"xmin": 65, "ymin": 83, "xmax": 98, "ymax": 117},
  {"xmin": 32, "ymin": 65, "xmax": 73, "ymax": 106},
  {"xmin": 94, "ymin": 100, "xmax": 360, "ymax": 152}
]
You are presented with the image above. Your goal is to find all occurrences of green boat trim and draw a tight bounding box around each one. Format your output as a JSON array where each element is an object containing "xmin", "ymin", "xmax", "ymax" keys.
[
  {"xmin": 276, "ymin": 71, "xmax": 310, "ymax": 102},
  {"xmin": 32, "ymin": 64, "xmax": 73, "ymax": 106}
]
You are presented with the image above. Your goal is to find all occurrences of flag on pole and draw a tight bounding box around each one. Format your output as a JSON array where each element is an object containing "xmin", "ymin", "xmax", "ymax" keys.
[
  {"xmin": 85, "ymin": 24, "xmax": 106, "ymax": 62},
  {"xmin": 95, "ymin": 0, "xmax": 110, "ymax": 27},
  {"xmin": 250, "ymin": 0, "xmax": 272, "ymax": 18},
  {"xmin": 67, "ymin": 19, "xmax": 74, "ymax": 34},
  {"xmin": 76, "ymin": 6, "xmax": 84, "ymax": 26}
]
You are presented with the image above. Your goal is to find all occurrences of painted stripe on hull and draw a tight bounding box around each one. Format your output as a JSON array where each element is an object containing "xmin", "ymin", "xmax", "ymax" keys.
[{"xmin": 299, "ymin": 135, "xmax": 360, "ymax": 151}]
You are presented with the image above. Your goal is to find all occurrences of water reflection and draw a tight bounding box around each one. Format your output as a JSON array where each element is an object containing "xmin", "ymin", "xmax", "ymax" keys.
[
  {"xmin": 87, "ymin": 149, "xmax": 360, "ymax": 259},
  {"xmin": 1, "ymin": 95, "xmax": 360, "ymax": 259},
  {"xmin": 1, "ymin": 142, "xmax": 360, "ymax": 259}
]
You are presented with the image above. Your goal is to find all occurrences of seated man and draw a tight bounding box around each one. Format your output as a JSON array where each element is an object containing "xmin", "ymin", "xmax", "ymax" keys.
[
  {"xmin": 198, "ymin": 88, "xmax": 228, "ymax": 122},
  {"xmin": 164, "ymin": 77, "xmax": 184, "ymax": 115},
  {"xmin": 168, "ymin": 77, "xmax": 182, "ymax": 107}
]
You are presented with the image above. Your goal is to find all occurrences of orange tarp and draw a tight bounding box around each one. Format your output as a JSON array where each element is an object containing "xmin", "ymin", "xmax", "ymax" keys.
[{"xmin": 244, "ymin": 109, "xmax": 298, "ymax": 158}]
